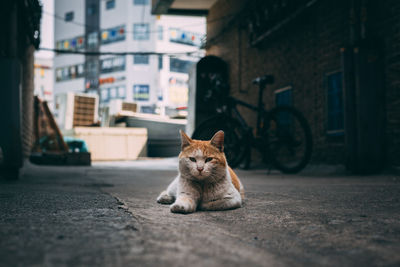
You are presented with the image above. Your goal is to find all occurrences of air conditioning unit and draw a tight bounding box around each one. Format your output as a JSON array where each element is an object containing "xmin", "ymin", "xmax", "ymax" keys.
[
  {"xmin": 55, "ymin": 92, "xmax": 99, "ymax": 130},
  {"xmin": 108, "ymin": 99, "xmax": 137, "ymax": 116}
]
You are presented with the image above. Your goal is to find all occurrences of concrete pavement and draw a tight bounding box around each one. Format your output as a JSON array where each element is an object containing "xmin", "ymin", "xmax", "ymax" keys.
[{"xmin": 1, "ymin": 159, "xmax": 399, "ymax": 266}]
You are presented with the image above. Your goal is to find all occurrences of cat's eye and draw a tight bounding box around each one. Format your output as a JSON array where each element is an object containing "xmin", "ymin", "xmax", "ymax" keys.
[
  {"xmin": 205, "ymin": 157, "xmax": 213, "ymax": 163},
  {"xmin": 189, "ymin": 157, "xmax": 196, "ymax": 162}
]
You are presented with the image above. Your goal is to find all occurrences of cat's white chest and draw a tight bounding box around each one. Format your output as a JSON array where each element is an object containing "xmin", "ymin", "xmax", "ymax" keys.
[
  {"xmin": 201, "ymin": 178, "xmax": 238, "ymax": 202},
  {"xmin": 199, "ymin": 179, "xmax": 241, "ymax": 211},
  {"xmin": 201, "ymin": 182, "xmax": 227, "ymax": 201}
]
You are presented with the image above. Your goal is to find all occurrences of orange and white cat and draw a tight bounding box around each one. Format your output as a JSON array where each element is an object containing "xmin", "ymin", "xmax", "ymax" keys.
[{"xmin": 157, "ymin": 130, "xmax": 244, "ymax": 214}]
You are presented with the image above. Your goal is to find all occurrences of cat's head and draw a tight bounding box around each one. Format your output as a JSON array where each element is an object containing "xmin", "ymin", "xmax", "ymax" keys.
[{"xmin": 178, "ymin": 130, "xmax": 227, "ymax": 180}]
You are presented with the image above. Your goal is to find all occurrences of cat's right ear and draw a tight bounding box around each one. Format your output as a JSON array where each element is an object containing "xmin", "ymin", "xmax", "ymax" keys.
[
  {"xmin": 210, "ymin": 130, "xmax": 224, "ymax": 152},
  {"xmin": 180, "ymin": 130, "xmax": 192, "ymax": 150}
]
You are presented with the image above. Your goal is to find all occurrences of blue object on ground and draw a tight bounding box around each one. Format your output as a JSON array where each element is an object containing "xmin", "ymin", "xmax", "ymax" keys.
[{"xmin": 63, "ymin": 137, "xmax": 89, "ymax": 153}]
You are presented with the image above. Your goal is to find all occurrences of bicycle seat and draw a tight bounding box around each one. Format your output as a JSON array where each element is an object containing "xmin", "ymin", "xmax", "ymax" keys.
[{"xmin": 252, "ymin": 75, "xmax": 274, "ymax": 86}]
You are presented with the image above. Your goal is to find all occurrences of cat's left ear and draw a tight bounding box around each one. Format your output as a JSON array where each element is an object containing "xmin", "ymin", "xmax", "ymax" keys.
[
  {"xmin": 180, "ymin": 130, "xmax": 192, "ymax": 149},
  {"xmin": 210, "ymin": 130, "xmax": 224, "ymax": 152}
]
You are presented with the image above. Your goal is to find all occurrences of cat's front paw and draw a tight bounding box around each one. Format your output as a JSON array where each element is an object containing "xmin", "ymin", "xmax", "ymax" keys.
[
  {"xmin": 157, "ymin": 191, "xmax": 175, "ymax": 204},
  {"xmin": 170, "ymin": 203, "xmax": 194, "ymax": 214},
  {"xmin": 170, "ymin": 197, "xmax": 196, "ymax": 214}
]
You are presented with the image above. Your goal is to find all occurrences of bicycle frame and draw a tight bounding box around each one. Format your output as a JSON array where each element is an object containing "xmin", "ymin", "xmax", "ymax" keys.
[
  {"xmin": 227, "ymin": 84, "xmax": 267, "ymax": 138},
  {"xmin": 193, "ymin": 74, "xmax": 311, "ymax": 172}
]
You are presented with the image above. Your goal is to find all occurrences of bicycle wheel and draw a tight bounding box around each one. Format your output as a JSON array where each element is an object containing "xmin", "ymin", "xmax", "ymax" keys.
[
  {"xmin": 263, "ymin": 106, "xmax": 312, "ymax": 173},
  {"xmin": 192, "ymin": 115, "xmax": 248, "ymax": 168}
]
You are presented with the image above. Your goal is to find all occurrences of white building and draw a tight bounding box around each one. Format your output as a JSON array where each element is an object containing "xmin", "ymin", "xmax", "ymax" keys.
[
  {"xmin": 53, "ymin": 0, "xmax": 205, "ymax": 120},
  {"xmin": 34, "ymin": 57, "xmax": 54, "ymax": 110},
  {"xmin": 34, "ymin": 0, "xmax": 54, "ymax": 111}
]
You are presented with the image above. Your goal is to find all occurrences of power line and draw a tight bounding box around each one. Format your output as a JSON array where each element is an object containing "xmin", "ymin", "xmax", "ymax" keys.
[
  {"xmin": 43, "ymin": 11, "xmax": 94, "ymax": 29},
  {"xmin": 39, "ymin": 47, "xmax": 203, "ymax": 57}
]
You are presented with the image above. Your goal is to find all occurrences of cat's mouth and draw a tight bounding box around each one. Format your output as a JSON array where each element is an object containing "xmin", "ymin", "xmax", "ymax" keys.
[{"xmin": 193, "ymin": 171, "xmax": 206, "ymax": 178}]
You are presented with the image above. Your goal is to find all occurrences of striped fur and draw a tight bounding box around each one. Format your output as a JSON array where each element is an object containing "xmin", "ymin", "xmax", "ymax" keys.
[{"xmin": 157, "ymin": 130, "xmax": 244, "ymax": 213}]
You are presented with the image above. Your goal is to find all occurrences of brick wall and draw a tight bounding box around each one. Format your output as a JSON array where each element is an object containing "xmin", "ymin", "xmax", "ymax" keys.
[{"xmin": 206, "ymin": 0, "xmax": 400, "ymax": 166}]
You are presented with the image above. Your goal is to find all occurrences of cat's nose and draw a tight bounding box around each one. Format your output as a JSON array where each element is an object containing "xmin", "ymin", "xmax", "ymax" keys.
[{"xmin": 197, "ymin": 167, "xmax": 204, "ymax": 172}]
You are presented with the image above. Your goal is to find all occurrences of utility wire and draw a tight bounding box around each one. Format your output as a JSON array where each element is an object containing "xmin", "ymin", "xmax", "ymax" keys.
[
  {"xmin": 39, "ymin": 47, "xmax": 203, "ymax": 57},
  {"xmin": 43, "ymin": 11, "xmax": 95, "ymax": 29}
]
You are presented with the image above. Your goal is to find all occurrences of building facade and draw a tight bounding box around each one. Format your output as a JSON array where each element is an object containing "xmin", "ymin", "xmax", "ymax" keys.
[
  {"xmin": 34, "ymin": 57, "xmax": 54, "ymax": 110},
  {"xmin": 54, "ymin": 0, "xmax": 205, "ymax": 121}
]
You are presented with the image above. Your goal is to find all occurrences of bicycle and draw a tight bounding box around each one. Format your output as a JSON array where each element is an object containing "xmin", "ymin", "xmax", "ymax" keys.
[{"xmin": 192, "ymin": 75, "xmax": 312, "ymax": 174}]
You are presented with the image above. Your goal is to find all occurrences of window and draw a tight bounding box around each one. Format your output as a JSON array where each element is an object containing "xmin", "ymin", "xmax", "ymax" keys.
[
  {"xmin": 106, "ymin": 0, "xmax": 115, "ymax": 10},
  {"xmin": 65, "ymin": 11, "xmax": 74, "ymax": 22},
  {"xmin": 77, "ymin": 64, "xmax": 84, "ymax": 76},
  {"xmin": 157, "ymin": 89, "xmax": 163, "ymax": 101},
  {"xmin": 87, "ymin": 32, "xmax": 98, "ymax": 49},
  {"xmin": 85, "ymin": 78, "xmax": 99, "ymax": 89},
  {"xmin": 158, "ymin": 55, "xmax": 163, "ymax": 70},
  {"xmin": 133, "ymin": 24, "xmax": 150, "ymax": 40},
  {"xmin": 101, "ymin": 25, "xmax": 125, "ymax": 44},
  {"xmin": 55, "ymin": 64, "xmax": 85, "ymax": 82},
  {"xmin": 69, "ymin": 66, "xmax": 76, "ymax": 78},
  {"xmin": 326, "ymin": 71, "xmax": 344, "ymax": 135},
  {"xmin": 101, "ymin": 86, "xmax": 125, "ymax": 102},
  {"xmin": 133, "ymin": 85, "xmax": 149, "ymax": 101},
  {"xmin": 140, "ymin": 106, "xmax": 155, "ymax": 114},
  {"xmin": 134, "ymin": 0, "xmax": 148, "ymax": 5},
  {"xmin": 101, "ymin": 88, "xmax": 109, "ymax": 102},
  {"xmin": 62, "ymin": 68, "xmax": 69, "ymax": 79},
  {"xmin": 169, "ymin": 58, "xmax": 193, "ymax": 74},
  {"xmin": 118, "ymin": 86, "xmax": 126, "ymax": 98},
  {"xmin": 157, "ymin": 26, "xmax": 163, "ymax": 40},
  {"xmin": 133, "ymin": 55, "xmax": 149, "ymax": 64},
  {"xmin": 109, "ymin": 87, "xmax": 118, "ymax": 99},
  {"xmin": 87, "ymin": 4, "xmax": 96, "ymax": 15},
  {"xmin": 87, "ymin": 60, "xmax": 98, "ymax": 76},
  {"xmin": 275, "ymin": 86, "xmax": 292, "ymax": 106},
  {"xmin": 275, "ymin": 87, "xmax": 293, "ymax": 128},
  {"xmin": 56, "ymin": 69, "xmax": 62, "ymax": 81}
]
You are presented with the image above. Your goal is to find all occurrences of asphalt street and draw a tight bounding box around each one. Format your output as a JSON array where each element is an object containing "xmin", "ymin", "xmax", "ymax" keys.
[{"xmin": 0, "ymin": 159, "xmax": 399, "ymax": 266}]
